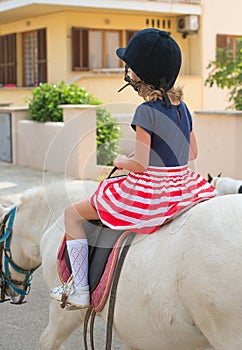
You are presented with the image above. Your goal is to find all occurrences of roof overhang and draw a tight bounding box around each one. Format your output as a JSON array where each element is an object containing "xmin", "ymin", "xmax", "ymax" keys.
[{"xmin": 0, "ymin": 0, "xmax": 202, "ymax": 24}]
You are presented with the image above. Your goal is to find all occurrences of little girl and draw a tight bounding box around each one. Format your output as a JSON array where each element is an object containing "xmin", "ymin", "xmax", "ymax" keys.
[{"xmin": 51, "ymin": 28, "xmax": 216, "ymax": 309}]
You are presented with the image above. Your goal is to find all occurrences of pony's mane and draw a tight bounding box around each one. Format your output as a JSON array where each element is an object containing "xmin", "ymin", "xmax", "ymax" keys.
[
  {"xmin": 18, "ymin": 180, "xmax": 97, "ymax": 224},
  {"xmin": 0, "ymin": 196, "xmax": 15, "ymax": 220},
  {"xmin": 0, "ymin": 179, "xmax": 97, "ymax": 227},
  {"xmin": 0, "ymin": 196, "xmax": 14, "ymax": 208}
]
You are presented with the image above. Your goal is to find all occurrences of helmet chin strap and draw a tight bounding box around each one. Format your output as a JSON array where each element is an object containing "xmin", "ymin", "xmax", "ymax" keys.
[
  {"xmin": 161, "ymin": 91, "xmax": 171, "ymax": 107},
  {"xmin": 118, "ymin": 65, "xmax": 171, "ymax": 107},
  {"xmin": 117, "ymin": 82, "xmax": 131, "ymax": 93},
  {"xmin": 118, "ymin": 65, "xmax": 140, "ymax": 93}
]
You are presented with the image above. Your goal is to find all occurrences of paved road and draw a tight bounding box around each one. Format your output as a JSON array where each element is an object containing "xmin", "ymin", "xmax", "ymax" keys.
[{"xmin": 0, "ymin": 161, "xmax": 124, "ymax": 350}]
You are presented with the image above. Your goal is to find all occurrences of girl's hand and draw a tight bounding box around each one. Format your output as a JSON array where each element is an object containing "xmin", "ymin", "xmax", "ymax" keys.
[{"xmin": 114, "ymin": 155, "xmax": 127, "ymax": 169}]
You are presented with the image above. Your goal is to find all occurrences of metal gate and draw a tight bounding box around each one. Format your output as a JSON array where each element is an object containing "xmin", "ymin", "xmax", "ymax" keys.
[{"xmin": 0, "ymin": 113, "xmax": 12, "ymax": 162}]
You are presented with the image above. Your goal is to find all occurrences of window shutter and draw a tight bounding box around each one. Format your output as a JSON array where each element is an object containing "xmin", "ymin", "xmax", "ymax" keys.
[
  {"xmin": 126, "ymin": 31, "xmax": 137, "ymax": 43},
  {"xmin": 216, "ymin": 34, "xmax": 227, "ymax": 49},
  {"xmin": 0, "ymin": 33, "xmax": 16, "ymax": 85},
  {"xmin": 0, "ymin": 35, "xmax": 4, "ymax": 83},
  {"xmin": 216, "ymin": 34, "xmax": 229, "ymax": 62},
  {"xmin": 72, "ymin": 27, "xmax": 89, "ymax": 71},
  {"xmin": 37, "ymin": 28, "xmax": 47, "ymax": 83}
]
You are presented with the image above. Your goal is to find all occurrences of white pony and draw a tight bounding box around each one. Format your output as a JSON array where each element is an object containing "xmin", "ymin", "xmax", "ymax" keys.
[
  {"xmin": 208, "ymin": 173, "xmax": 242, "ymax": 196},
  {"xmin": 1, "ymin": 180, "xmax": 242, "ymax": 350}
]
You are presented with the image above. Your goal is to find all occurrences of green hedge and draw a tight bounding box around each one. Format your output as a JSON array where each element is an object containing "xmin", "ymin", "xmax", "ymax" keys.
[
  {"xmin": 28, "ymin": 82, "xmax": 121, "ymax": 165},
  {"xmin": 205, "ymin": 37, "xmax": 242, "ymax": 110}
]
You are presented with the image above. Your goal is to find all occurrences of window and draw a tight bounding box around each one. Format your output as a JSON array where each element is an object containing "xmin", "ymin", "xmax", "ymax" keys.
[
  {"xmin": 0, "ymin": 33, "xmax": 17, "ymax": 85},
  {"xmin": 216, "ymin": 34, "xmax": 242, "ymax": 61},
  {"xmin": 72, "ymin": 28, "xmax": 121, "ymax": 71},
  {"xmin": 23, "ymin": 28, "xmax": 47, "ymax": 86}
]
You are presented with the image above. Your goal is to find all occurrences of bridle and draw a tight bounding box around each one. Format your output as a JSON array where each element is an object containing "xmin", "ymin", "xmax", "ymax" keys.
[{"xmin": 0, "ymin": 206, "xmax": 40, "ymax": 304}]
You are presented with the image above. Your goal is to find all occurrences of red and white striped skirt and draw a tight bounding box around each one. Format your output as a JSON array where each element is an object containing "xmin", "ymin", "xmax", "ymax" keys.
[{"xmin": 90, "ymin": 165, "xmax": 216, "ymax": 234}]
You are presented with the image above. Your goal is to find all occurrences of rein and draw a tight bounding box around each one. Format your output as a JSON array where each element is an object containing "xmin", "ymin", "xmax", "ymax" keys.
[
  {"xmin": 0, "ymin": 206, "xmax": 39, "ymax": 304},
  {"xmin": 83, "ymin": 231, "xmax": 136, "ymax": 350}
]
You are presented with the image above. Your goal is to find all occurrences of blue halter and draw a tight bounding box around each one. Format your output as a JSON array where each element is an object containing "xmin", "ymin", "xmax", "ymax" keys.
[{"xmin": 0, "ymin": 206, "xmax": 39, "ymax": 304}]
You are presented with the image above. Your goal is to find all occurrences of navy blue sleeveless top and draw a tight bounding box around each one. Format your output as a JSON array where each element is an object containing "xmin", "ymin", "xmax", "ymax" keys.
[{"xmin": 131, "ymin": 100, "xmax": 192, "ymax": 167}]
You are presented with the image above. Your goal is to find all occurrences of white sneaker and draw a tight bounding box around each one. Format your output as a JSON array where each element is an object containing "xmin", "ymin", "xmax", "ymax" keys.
[
  {"xmin": 50, "ymin": 283, "xmax": 90, "ymax": 309},
  {"xmin": 66, "ymin": 285, "xmax": 90, "ymax": 309}
]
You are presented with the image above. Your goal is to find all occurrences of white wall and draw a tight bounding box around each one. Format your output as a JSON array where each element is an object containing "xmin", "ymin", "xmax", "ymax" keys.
[
  {"xmin": 193, "ymin": 111, "xmax": 242, "ymax": 179},
  {"xmin": 202, "ymin": 0, "xmax": 241, "ymax": 111},
  {"xmin": 4, "ymin": 106, "xmax": 242, "ymax": 181}
]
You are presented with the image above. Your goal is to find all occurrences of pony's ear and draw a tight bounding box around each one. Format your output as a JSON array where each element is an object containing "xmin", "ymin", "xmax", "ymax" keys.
[
  {"xmin": 218, "ymin": 172, "xmax": 222, "ymax": 177},
  {"xmin": 207, "ymin": 173, "xmax": 213, "ymax": 183},
  {"xmin": 0, "ymin": 198, "xmax": 13, "ymax": 219},
  {"xmin": 0, "ymin": 203, "xmax": 7, "ymax": 219}
]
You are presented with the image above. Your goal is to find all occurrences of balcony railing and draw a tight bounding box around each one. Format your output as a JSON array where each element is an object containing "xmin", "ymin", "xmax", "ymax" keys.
[
  {"xmin": 173, "ymin": 0, "xmax": 201, "ymax": 3},
  {"xmin": 154, "ymin": 0, "xmax": 201, "ymax": 4},
  {"xmin": 0, "ymin": 0, "xmax": 202, "ymax": 4}
]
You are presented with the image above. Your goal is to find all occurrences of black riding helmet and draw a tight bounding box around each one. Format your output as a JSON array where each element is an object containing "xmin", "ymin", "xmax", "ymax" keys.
[{"xmin": 116, "ymin": 28, "xmax": 182, "ymax": 95}]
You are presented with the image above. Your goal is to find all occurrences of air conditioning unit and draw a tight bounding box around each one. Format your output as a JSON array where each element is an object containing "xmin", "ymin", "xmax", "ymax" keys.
[{"xmin": 177, "ymin": 15, "xmax": 199, "ymax": 37}]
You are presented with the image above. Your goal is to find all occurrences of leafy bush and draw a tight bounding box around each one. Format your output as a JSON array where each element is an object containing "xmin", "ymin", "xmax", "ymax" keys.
[
  {"xmin": 205, "ymin": 38, "xmax": 242, "ymax": 110},
  {"xmin": 28, "ymin": 81, "xmax": 100, "ymax": 122},
  {"xmin": 28, "ymin": 81, "xmax": 121, "ymax": 165},
  {"xmin": 96, "ymin": 108, "xmax": 121, "ymax": 166}
]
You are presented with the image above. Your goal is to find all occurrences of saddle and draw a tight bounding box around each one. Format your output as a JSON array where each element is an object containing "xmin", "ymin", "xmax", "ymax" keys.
[{"xmin": 57, "ymin": 219, "xmax": 134, "ymax": 311}]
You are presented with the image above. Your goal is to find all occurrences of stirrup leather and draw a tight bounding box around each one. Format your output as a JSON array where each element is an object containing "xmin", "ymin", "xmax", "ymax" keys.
[{"xmin": 60, "ymin": 275, "xmax": 74, "ymax": 309}]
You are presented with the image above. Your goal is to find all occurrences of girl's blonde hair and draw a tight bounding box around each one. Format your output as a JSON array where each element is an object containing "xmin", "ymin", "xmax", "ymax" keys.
[{"xmin": 134, "ymin": 80, "xmax": 184, "ymax": 103}]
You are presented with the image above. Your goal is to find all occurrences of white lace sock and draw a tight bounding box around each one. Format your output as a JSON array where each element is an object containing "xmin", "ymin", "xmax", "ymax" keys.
[{"xmin": 66, "ymin": 238, "xmax": 89, "ymax": 290}]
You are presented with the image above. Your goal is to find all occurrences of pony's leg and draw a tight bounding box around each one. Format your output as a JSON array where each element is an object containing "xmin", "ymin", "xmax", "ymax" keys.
[
  {"xmin": 39, "ymin": 300, "xmax": 84, "ymax": 350},
  {"xmin": 201, "ymin": 320, "xmax": 242, "ymax": 350},
  {"xmin": 207, "ymin": 336, "xmax": 241, "ymax": 350}
]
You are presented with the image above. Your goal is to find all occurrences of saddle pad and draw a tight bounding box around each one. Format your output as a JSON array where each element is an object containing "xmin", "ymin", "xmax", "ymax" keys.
[
  {"xmin": 91, "ymin": 230, "xmax": 132, "ymax": 311},
  {"xmin": 57, "ymin": 220, "xmax": 125, "ymax": 292}
]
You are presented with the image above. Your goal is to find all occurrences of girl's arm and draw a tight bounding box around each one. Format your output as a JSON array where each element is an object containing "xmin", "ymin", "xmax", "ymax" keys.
[
  {"xmin": 189, "ymin": 130, "xmax": 198, "ymax": 160},
  {"xmin": 114, "ymin": 126, "xmax": 151, "ymax": 172}
]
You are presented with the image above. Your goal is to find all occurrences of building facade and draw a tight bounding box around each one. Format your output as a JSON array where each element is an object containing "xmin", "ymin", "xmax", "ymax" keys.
[{"xmin": 0, "ymin": 0, "xmax": 241, "ymax": 111}]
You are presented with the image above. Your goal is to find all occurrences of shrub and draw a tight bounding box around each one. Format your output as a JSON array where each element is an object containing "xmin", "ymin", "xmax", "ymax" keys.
[
  {"xmin": 28, "ymin": 81, "xmax": 100, "ymax": 122},
  {"xmin": 205, "ymin": 38, "xmax": 242, "ymax": 110},
  {"xmin": 28, "ymin": 81, "xmax": 121, "ymax": 165},
  {"xmin": 96, "ymin": 108, "xmax": 121, "ymax": 166}
]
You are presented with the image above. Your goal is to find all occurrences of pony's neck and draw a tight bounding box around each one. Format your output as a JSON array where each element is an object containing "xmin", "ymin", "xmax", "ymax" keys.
[
  {"xmin": 10, "ymin": 186, "xmax": 61, "ymax": 271},
  {"xmin": 9, "ymin": 180, "xmax": 98, "ymax": 272}
]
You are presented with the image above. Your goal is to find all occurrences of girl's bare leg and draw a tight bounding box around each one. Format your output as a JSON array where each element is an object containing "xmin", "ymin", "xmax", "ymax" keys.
[
  {"xmin": 64, "ymin": 199, "xmax": 99, "ymax": 240},
  {"xmin": 50, "ymin": 200, "xmax": 99, "ymax": 308}
]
